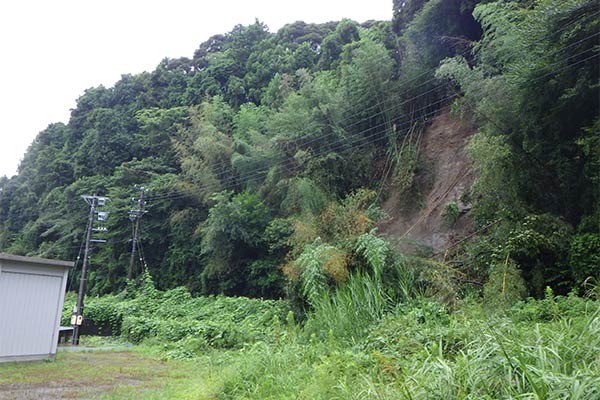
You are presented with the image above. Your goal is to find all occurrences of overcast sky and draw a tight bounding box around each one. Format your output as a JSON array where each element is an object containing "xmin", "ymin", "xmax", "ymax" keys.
[{"xmin": 0, "ymin": 0, "xmax": 392, "ymax": 178}]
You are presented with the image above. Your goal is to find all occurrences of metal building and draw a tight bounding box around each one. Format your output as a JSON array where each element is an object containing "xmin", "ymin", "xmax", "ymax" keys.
[{"xmin": 0, "ymin": 253, "xmax": 70, "ymax": 362}]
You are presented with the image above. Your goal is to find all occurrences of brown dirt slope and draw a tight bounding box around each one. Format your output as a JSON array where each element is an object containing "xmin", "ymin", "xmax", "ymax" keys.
[{"xmin": 379, "ymin": 108, "xmax": 476, "ymax": 254}]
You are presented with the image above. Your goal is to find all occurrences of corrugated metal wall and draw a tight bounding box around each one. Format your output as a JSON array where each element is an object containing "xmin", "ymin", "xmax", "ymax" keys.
[
  {"xmin": 0, "ymin": 255, "xmax": 69, "ymax": 362},
  {"xmin": 0, "ymin": 272, "xmax": 62, "ymax": 357}
]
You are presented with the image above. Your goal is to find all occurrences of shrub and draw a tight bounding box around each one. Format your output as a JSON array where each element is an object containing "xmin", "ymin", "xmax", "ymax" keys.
[
  {"xmin": 442, "ymin": 201, "xmax": 460, "ymax": 226},
  {"xmin": 63, "ymin": 283, "xmax": 291, "ymax": 354},
  {"xmin": 511, "ymin": 288, "xmax": 597, "ymax": 322},
  {"xmin": 569, "ymin": 233, "xmax": 600, "ymax": 287},
  {"xmin": 483, "ymin": 260, "xmax": 527, "ymax": 309}
]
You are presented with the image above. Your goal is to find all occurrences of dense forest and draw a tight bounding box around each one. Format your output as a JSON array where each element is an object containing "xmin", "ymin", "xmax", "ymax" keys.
[{"xmin": 0, "ymin": 0, "xmax": 598, "ymax": 307}]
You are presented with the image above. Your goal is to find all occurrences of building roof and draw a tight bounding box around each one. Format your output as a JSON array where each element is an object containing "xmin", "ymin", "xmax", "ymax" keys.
[{"xmin": 0, "ymin": 253, "xmax": 72, "ymax": 268}]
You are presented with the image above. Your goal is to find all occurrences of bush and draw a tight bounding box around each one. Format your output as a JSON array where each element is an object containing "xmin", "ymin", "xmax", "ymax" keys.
[
  {"xmin": 569, "ymin": 233, "xmax": 600, "ymax": 287},
  {"xmin": 442, "ymin": 201, "xmax": 460, "ymax": 226},
  {"xmin": 511, "ymin": 287, "xmax": 597, "ymax": 322},
  {"xmin": 63, "ymin": 283, "xmax": 291, "ymax": 355}
]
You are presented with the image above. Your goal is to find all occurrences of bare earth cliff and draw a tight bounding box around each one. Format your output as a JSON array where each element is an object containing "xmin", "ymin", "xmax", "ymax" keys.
[{"xmin": 380, "ymin": 109, "xmax": 477, "ymax": 255}]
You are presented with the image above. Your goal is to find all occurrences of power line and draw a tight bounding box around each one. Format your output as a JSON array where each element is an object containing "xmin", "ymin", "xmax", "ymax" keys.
[
  {"xmin": 143, "ymin": 30, "xmax": 600, "ymax": 203},
  {"xmin": 163, "ymin": 6, "xmax": 599, "ymax": 181},
  {"xmin": 0, "ymin": 40, "xmax": 595, "ymax": 220},
  {"xmin": 0, "ymin": 9, "xmax": 597, "ymax": 265},
  {"xmin": 66, "ymin": 229, "xmax": 87, "ymax": 293},
  {"xmin": 145, "ymin": 93, "xmax": 458, "ymax": 203},
  {"xmin": 0, "ymin": 11, "xmax": 596, "ymax": 216},
  {"xmin": 144, "ymin": 40, "xmax": 596, "ymax": 204}
]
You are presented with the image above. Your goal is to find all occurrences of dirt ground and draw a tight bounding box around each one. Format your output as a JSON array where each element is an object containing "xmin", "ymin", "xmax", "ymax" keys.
[
  {"xmin": 0, "ymin": 350, "xmax": 168, "ymax": 400},
  {"xmin": 379, "ymin": 108, "xmax": 476, "ymax": 254}
]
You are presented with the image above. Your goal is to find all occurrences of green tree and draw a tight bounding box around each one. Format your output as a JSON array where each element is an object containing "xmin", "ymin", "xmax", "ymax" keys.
[{"xmin": 200, "ymin": 191, "xmax": 274, "ymax": 296}]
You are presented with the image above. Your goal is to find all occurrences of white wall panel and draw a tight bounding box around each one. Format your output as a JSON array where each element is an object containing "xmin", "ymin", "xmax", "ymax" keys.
[{"xmin": 0, "ymin": 254, "xmax": 70, "ymax": 362}]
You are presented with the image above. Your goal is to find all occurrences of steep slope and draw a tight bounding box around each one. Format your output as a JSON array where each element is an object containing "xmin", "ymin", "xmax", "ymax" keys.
[{"xmin": 380, "ymin": 108, "xmax": 476, "ymax": 254}]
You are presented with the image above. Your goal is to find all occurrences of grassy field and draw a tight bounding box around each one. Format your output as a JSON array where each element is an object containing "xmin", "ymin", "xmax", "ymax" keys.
[
  {"xmin": 2, "ymin": 295, "xmax": 600, "ymax": 400},
  {"xmin": 0, "ymin": 346, "xmax": 233, "ymax": 400},
  {"xmin": 3, "ymin": 282, "xmax": 600, "ymax": 399},
  {"xmin": 1, "ymin": 349, "xmax": 174, "ymax": 399}
]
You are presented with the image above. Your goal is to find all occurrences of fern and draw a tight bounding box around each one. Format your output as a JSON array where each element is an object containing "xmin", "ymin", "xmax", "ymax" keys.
[
  {"xmin": 355, "ymin": 229, "xmax": 389, "ymax": 281},
  {"xmin": 294, "ymin": 238, "xmax": 349, "ymax": 307},
  {"xmin": 294, "ymin": 238, "xmax": 330, "ymax": 307}
]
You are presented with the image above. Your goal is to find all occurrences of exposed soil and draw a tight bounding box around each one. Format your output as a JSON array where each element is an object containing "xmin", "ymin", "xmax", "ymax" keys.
[{"xmin": 379, "ymin": 108, "xmax": 477, "ymax": 254}]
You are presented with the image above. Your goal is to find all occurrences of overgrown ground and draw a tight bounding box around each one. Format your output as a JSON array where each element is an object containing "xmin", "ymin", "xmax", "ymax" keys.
[
  {"xmin": 2, "ymin": 290, "xmax": 599, "ymax": 399},
  {"xmin": 0, "ymin": 347, "xmax": 236, "ymax": 400},
  {"xmin": 0, "ymin": 350, "xmax": 173, "ymax": 399}
]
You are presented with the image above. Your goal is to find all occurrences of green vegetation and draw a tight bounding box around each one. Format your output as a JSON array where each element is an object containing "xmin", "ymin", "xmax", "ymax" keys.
[
  {"xmin": 1, "ymin": 0, "xmax": 596, "ymax": 299},
  {"xmin": 443, "ymin": 201, "xmax": 460, "ymax": 226},
  {"xmin": 0, "ymin": 1, "xmax": 598, "ymax": 397},
  {"xmin": 51, "ymin": 264, "xmax": 600, "ymax": 398},
  {"xmin": 61, "ymin": 272, "xmax": 290, "ymax": 355},
  {"xmin": 436, "ymin": 0, "xmax": 600, "ymax": 296},
  {"xmin": 2, "ymin": 285, "xmax": 597, "ymax": 399}
]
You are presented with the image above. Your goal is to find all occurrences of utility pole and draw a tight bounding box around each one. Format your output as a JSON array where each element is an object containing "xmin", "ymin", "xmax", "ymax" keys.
[
  {"xmin": 72, "ymin": 195, "xmax": 109, "ymax": 345},
  {"xmin": 128, "ymin": 186, "xmax": 147, "ymax": 280}
]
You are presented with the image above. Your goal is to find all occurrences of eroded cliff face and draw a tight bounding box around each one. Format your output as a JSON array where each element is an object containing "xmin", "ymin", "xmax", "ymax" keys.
[{"xmin": 380, "ymin": 108, "xmax": 476, "ymax": 254}]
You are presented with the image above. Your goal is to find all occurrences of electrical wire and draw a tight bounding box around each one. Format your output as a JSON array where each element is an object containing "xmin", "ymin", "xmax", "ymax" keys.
[
  {"xmin": 0, "ymin": 39, "xmax": 596, "ymax": 222},
  {"xmin": 1, "ymin": 9, "xmax": 597, "ymax": 213},
  {"xmin": 136, "ymin": 237, "xmax": 147, "ymax": 275},
  {"xmin": 142, "ymin": 43, "xmax": 598, "ymax": 204},
  {"xmin": 0, "ymin": 7, "xmax": 597, "ymax": 245},
  {"xmin": 145, "ymin": 93, "xmax": 458, "ymax": 203},
  {"xmin": 144, "ymin": 6, "xmax": 599, "ymax": 183},
  {"xmin": 66, "ymin": 230, "xmax": 87, "ymax": 293},
  {"xmin": 144, "ymin": 28, "xmax": 600, "ymax": 203}
]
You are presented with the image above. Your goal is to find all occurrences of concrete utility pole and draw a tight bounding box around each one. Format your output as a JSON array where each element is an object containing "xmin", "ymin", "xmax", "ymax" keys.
[
  {"xmin": 128, "ymin": 186, "xmax": 147, "ymax": 280},
  {"xmin": 72, "ymin": 195, "xmax": 109, "ymax": 345}
]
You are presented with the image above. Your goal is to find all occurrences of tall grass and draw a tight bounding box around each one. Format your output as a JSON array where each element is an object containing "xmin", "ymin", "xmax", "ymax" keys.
[
  {"xmin": 304, "ymin": 271, "xmax": 393, "ymax": 342},
  {"xmin": 61, "ymin": 266, "xmax": 600, "ymax": 399},
  {"xmin": 190, "ymin": 298, "xmax": 600, "ymax": 400},
  {"xmin": 366, "ymin": 301, "xmax": 600, "ymax": 399}
]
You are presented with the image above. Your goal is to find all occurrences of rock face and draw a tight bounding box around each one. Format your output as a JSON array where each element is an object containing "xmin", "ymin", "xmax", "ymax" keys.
[{"xmin": 379, "ymin": 108, "xmax": 476, "ymax": 254}]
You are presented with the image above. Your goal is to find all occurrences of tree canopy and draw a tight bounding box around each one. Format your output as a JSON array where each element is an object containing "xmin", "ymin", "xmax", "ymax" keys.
[{"xmin": 1, "ymin": 0, "xmax": 597, "ymax": 301}]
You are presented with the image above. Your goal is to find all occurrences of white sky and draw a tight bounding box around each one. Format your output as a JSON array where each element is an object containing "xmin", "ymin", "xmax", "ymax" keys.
[{"xmin": 0, "ymin": 0, "xmax": 392, "ymax": 178}]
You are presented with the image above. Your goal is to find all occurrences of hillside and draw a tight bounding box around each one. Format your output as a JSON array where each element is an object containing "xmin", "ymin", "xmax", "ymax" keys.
[
  {"xmin": 0, "ymin": 0, "xmax": 598, "ymax": 305},
  {"xmin": 0, "ymin": 2, "xmax": 598, "ymax": 397},
  {"xmin": 380, "ymin": 107, "xmax": 476, "ymax": 253}
]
